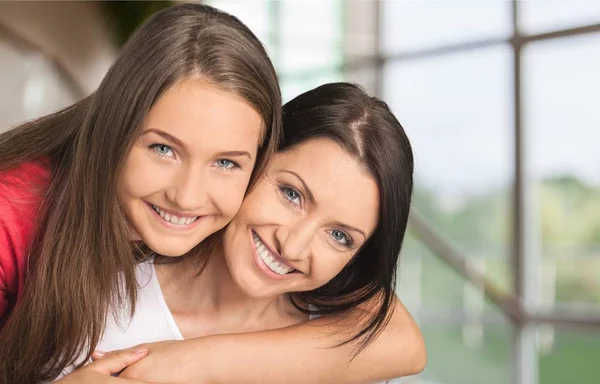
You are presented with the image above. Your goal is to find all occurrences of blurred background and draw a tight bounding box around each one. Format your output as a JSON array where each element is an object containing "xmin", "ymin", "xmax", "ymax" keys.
[{"xmin": 1, "ymin": 1, "xmax": 599, "ymax": 383}]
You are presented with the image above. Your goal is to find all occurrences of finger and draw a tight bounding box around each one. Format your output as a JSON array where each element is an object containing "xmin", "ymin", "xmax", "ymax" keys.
[
  {"xmin": 91, "ymin": 350, "xmax": 106, "ymax": 361},
  {"xmin": 86, "ymin": 348, "xmax": 148, "ymax": 375},
  {"xmin": 92, "ymin": 344, "xmax": 145, "ymax": 361},
  {"xmin": 104, "ymin": 377, "xmax": 157, "ymax": 384}
]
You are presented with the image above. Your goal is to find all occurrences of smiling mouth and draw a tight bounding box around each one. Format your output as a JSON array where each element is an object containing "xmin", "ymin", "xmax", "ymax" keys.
[
  {"xmin": 251, "ymin": 231, "xmax": 296, "ymax": 275},
  {"xmin": 151, "ymin": 204, "xmax": 199, "ymax": 226}
]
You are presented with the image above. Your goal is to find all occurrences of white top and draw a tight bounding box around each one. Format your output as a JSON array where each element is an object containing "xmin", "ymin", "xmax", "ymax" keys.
[
  {"xmin": 54, "ymin": 261, "xmax": 394, "ymax": 383},
  {"xmin": 54, "ymin": 261, "xmax": 182, "ymax": 380}
]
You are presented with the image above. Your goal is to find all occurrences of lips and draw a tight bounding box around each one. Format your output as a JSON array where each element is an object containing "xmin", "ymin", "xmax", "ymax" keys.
[{"xmin": 252, "ymin": 231, "xmax": 296, "ymax": 275}]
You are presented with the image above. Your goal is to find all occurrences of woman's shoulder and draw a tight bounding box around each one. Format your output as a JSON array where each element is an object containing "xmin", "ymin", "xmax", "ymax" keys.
[
  {"xmin": 0, "ymin": 159, "xmax": 51, "ymax": 216},
  {"xmin": 0, "ymin": 159, "xmax": 51, "ymax": 317},
  {"xmin": 0, "ymin": 159, "xmax": 51, "ymax": 195}
]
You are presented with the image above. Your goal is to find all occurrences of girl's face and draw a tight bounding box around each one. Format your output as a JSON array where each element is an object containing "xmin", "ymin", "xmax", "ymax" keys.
[
  {"xmin": 222, "ymin": 138, "xmax": 380, "ymax": 299},
  {"xmin": 118, "ymin": 78, "xmax": 264, "ymax": 256}
]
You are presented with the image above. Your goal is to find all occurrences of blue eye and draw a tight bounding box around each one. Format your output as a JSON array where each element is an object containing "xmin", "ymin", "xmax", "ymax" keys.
[
  {"xmin": 150, "ymin": 144, "xmax": 175, "ymax": 158},
  {"xmin": 216, "ymin": 159, "xmax": 238, "ymax": 170},
  {"xmin": 330, "ymin": 230, "xmax": 352, "ymax": 247},
  {"xmin": 280, "ymin": 186, "xmax": 301, "ymax": 206}
]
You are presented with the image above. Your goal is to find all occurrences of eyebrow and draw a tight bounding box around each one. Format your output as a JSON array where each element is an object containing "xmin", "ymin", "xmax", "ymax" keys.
[
  {"xmin": 214, "ymin": 151, "xmax": 252, "ymax": 160},
  {"xmin": 281, "ymin": 170, "xmax": 316, "ymax": 204},
  {"xmin": 142, "ymin": 129, "xmax": 252, "ymax": 159},
  {"xmin": 142, "ymin": 128, "xmax": 185, "ymax": 147},
  {"xmin": 334, "ymin": 222, "xmax": 366, "ymax": 240}
]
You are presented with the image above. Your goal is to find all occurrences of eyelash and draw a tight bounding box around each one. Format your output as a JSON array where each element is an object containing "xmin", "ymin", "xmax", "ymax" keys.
[
  {"xmin": 278, "ymin": 185, "xmax": 353, "ymax": 248},
  {"xmin": 279, "ymin": 185, "xmax": 302, "ymax": 207},
  {"xmin": 148, "ymin": 144, "xmax": 241, "ymax": 171},
  {"xmin": 329, "ymin": 229, "xmax": 353, "ymax": 248},
  {"xmin": 214, "ymin": 159, "xmax": 241, "ymax": 172},
  {"xmin": 149, "ymin": 143, "xmax": 176, "ymax": 159}
]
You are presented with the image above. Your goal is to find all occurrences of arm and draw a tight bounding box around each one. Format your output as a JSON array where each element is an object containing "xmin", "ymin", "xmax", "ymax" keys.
[
  {"xmin": 122, "ymin": 296, "xmax": 426, "ymax": 384},
  {"xmin": 55, "ymin": 348, "xmax": 153, "ymax": 384}
]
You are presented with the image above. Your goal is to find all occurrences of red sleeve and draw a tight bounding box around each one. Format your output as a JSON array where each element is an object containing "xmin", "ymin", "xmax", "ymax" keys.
[{"xmin": 0, "ymin": 160, "xmax": 50, "ymax": 320}]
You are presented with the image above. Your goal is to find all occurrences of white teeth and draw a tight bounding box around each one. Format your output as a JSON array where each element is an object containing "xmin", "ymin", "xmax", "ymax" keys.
[
  {"xmin": 152, "ymin": 204, "xmax": 198, "ymax": 227},
  {"xmin": 264, "ymin": 253, "xmax": 273, "ymax": 264},
  {"xmin": 252, "ymin": 232, "xmax": 294, "ymax": 275}
]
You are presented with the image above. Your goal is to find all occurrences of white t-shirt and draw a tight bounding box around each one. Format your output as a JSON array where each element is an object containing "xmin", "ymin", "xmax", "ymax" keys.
[
  {"xmin": 55, "ymin": 261, "xmax": 182, "ymax": 380},
  {"xmin": 55, "ymin": 261, "xmax": 394, "ymax": 383}
]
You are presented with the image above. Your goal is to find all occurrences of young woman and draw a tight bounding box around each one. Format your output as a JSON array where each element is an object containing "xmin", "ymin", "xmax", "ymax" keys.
[
  {"xmin": 0, "ymin": 4, "xmax": 423, "ymax": 384},
  {"xmin": 60, "ymin": 83, "xmax": 419, "ymax": 384}
]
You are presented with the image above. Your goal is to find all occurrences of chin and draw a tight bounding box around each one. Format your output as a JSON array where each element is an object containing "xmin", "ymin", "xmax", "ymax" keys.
[
  {"xmin": 144, "ymin": 238, "xmax": 196, "ymax": 257},
  {"xmin": 241, "ymin": 277, "xmax": 279, "ymax": 299}
]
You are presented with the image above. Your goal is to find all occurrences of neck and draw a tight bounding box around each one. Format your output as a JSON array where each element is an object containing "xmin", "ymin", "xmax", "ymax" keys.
[{"xmin": 159, "ymin": 245, "xmax": 287, "ymax": 327}]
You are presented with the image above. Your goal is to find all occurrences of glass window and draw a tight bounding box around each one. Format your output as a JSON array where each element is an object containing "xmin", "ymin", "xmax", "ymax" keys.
[
  {"xmin": 280, "ymin": 72, "xmax": 343, "ymax": 103},
  {"xmin": 204, "ymin": 0, "xmax": 273, "ymax": 52},
  {"xmin": 523, "ymin": 32, "xmax": 600, "ymax": 308},
  {"xmin": 380, "ymin": 0, "xmax": 511, "ymax": 53},
  {"xmin": 519, "ymin": 0, "xmax": 600, "ymax": 35},
  {"xmin": 278, "ymin": 0, "xmax": 343, "ymax": 74},
  {"xmin": 383, "ymin": 46, "xmax": 514, "ymax": 292},
  {"xmin": 539, "ymin": 328, "xmax": 600, "ymax": 384},
  {"xmin": 399, "ymin": 237, "xmax": 511, "ymax": 384}
]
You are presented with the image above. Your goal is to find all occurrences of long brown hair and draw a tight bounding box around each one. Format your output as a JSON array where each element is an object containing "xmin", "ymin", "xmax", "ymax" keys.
[{"xmin": 0, "ymin": 4, "xmax": 281, "ymax": 383}]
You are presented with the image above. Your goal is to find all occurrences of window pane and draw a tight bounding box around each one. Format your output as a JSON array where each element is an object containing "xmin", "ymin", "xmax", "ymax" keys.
[
  {"xmin": 539, "ymin": 328, "xmax": 600, "ymax": 384},
  {"xmin": 418, "ymin": 323, "xmax": 511, "ymax": 384},
  {"xmin": 519, "ymin": 0, "xmax": 600, "ymax": 35},
  {"xmin": 279, "ymin": 0, "xmax": 342, "ymax": 41},
  {"xmin": 278, "ymin": 0, "xmax": 343, "ymax": 74},
  {"xmin": 278, "ymin": 46, "xmax": 342, "ymax": 75},
  {"xmin": 383, "ymin": 46, "xmax": 513, "ymax": 292},
  {"xmin": 380, "ymin": 0, "xmax": 511, "ymax": 54},
  {"xmin": 204, "ymin": 0, "xmax": 272, "ymax": 51},
  {"xmin": 280, "ymin": 72, "xmax": 343, "ymax": 102},
  {"xmin": 524, "ymin": 33, "xmax": 600, "ymax": 308},
  {"xmin": 399, "ymin": 237, "xmax": 511, "ymax": 384}
]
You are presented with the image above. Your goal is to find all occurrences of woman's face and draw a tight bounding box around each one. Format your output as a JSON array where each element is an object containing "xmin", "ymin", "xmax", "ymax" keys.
[
  {"xmin": 222, "ymin": 138, "xmax": 380, "ymax": 299},
  {"xmin": 118, "ymin": 78, "xmax": 264, "ymax": 257}
]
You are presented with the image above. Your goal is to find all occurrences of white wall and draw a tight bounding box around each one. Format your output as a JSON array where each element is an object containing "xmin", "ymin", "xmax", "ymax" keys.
[{"xmin": 0, "ymin": 1, "xmax": 116, "ymax": 130}]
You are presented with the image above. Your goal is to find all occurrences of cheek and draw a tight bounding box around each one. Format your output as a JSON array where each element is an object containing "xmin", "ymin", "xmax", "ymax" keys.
[
  {"xmin": 212, "ymin": 175, "xmax": 252, "ymax": 218},
  {"xmin": 119, "ymin": 149, "xmax": 172, "ymax": 199},
  {"xmin": 309, "ymin": 247, "xmax": 352, "ymax": 286}
]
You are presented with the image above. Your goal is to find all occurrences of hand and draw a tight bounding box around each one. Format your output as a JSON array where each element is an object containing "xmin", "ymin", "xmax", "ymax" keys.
[
  {"xmin": 94, "ymin": 341, "xmax": 193, "ymax": 384},
  {"xmin": 54, "ymin": 347, "xmax": 152, "ymax": 383}
]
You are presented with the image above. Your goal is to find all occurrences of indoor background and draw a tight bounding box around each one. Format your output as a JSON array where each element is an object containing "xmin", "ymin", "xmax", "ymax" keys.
[{"xmin": 1, "ymin": 1, "xmax": 599, "ymax": 383}]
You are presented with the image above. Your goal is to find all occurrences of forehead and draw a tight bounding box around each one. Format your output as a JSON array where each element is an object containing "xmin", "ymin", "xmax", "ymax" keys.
[
  {"xmin": 273, "ymin": 139, "xmax": 380, "ymax": 237},
  {"xmin": 143, "ymin": 78, "xmax": 264, "ymax": 154}
]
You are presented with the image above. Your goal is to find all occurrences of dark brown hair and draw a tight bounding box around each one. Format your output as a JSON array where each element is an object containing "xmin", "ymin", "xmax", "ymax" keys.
[
  {"xmin": 283, "ymin": 83, "xmax": 413, "ymax": 354},
  {"xmin": 0, "ymin": 4, "xmax": 281, "ymax": 383}
]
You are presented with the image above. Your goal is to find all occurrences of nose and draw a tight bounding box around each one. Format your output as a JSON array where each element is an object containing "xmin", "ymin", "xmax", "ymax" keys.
[
  {"xmin": 166, "ymin": 165, "xmax": 211, "ymax": 212},
  {"xmin": 274, "ymin": 218, "xmax": 316, "ymax": 262}
]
